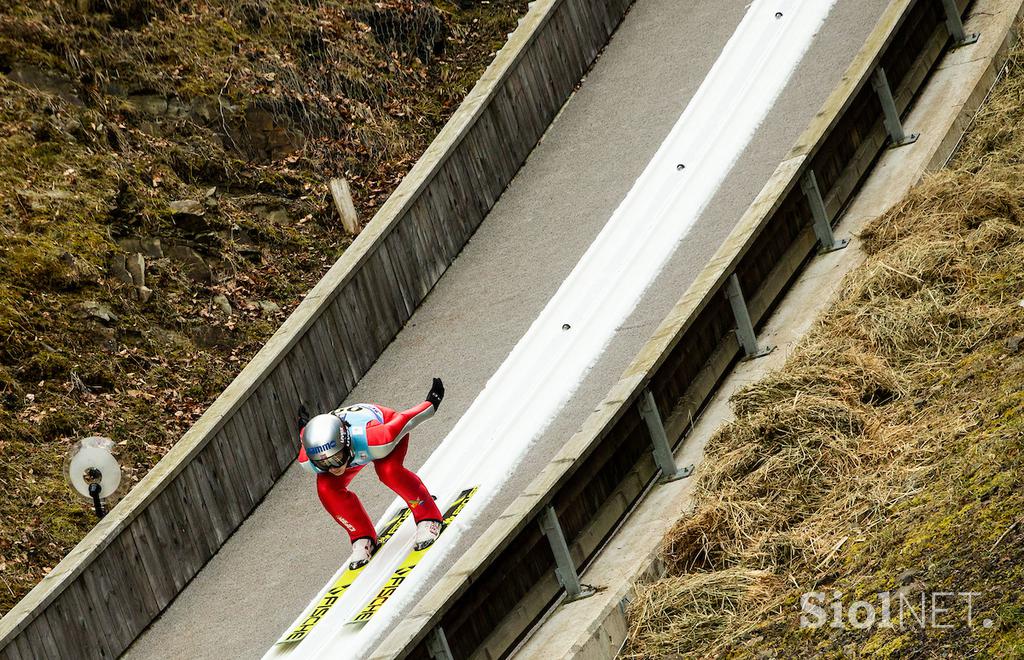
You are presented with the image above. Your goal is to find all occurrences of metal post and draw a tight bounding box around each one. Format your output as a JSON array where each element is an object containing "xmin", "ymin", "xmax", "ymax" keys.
[
  {"xmin": 940, "ymin": 0, "xmax": 979, "ymax": 48},
  {"xmin": 86, "ymin": 468, "xmax": 105, "ymax": 519},
  {"xmin": 870, "ymin": 67, "xmax": 918, "ymax": 148},
  {"xmin": 539, "ymin": 505, "xmax": 594, "ymax": 602},
  {"xmin": 726, "ymin": 274, "xmax": 773, "ymax": 359},
  {"xmin": 426, "ymin": 626, "xmax": 454, "ymax": 660},
  {"xmin": 88, "ymin": 482, "xmax": 105, "ymax": 519},
  {"xmin": 638, "ymin": 389, "xmax": 693, "ymax": 483},
  {"xmin": 800, "ymin": 169, "xmax": 849, "ymax": 253}
]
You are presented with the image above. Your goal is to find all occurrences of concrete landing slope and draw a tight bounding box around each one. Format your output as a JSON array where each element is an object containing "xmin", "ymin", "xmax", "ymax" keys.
[
  {"xmin": 125, "ymin": 1, "xmax": 889, "ymax": 657},
  {"xmin": 509, "ymin": 1, "xmax": 1024, "ymax": 657}
]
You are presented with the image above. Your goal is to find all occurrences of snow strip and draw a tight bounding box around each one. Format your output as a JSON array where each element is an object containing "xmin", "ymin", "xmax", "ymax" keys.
[{"xmin": 265, "ymin": 1, "xmax": 836, "ymax": 657}]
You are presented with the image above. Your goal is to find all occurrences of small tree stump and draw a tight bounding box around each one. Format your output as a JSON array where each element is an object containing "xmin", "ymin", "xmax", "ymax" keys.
[{"xmin": 329, "ymin": 178, "xmax": 360, "ymax": 235}]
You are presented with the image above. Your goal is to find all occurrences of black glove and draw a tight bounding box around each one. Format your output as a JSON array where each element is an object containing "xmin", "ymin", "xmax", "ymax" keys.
[
  {"xmin": 426, "ymin": 378, "xmax": 445, "ymax": 410},
  {"xmin": 297, "ymin": 404, "xmax": 310, "ymax": 433}
]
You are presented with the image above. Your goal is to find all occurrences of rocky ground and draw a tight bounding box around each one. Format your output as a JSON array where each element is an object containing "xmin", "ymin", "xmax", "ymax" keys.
[
  {"xmin": 0, "ymin": 0, "xmax": 525, "ymax": 615},
  {"xmin": 623, "ymin": 31, "xmax": 1024, "ymax": 659}
]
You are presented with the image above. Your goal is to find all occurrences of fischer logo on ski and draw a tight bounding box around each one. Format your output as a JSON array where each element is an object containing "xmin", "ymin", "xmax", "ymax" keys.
[
  {"xmin": 276, "ymin": 506, "xmax": 411, "ymax": 645},
  {"xmin": 349, "ymin": 486, "xmax": 477, "ymax": 625}
]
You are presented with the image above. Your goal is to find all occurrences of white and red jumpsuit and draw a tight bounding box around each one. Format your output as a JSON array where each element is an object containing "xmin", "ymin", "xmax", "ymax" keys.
[{"xmin": 298, "ymin": 402, "xmax": 443, "ymax": 543}]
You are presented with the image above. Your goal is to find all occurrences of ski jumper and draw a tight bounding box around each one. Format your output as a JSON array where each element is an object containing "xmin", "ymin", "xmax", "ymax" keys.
[{"xmin": 298, "ymin": 402, "xmax": 443, "ymax": 542}]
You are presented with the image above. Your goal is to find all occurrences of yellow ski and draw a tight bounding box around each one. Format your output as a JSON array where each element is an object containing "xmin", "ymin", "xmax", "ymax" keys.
[
  {"xmin": 349, "ymin": 487, "xmax": 478, "ymax": 625},
  {"xmin": 276, "ymin": 506, "xmax": 412, "ymax": 644}
]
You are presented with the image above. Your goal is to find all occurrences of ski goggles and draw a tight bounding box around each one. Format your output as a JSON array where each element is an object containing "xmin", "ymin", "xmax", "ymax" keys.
[{"xmin": 311, "ymin": 450, "xmax": 349, "ymax": 471}]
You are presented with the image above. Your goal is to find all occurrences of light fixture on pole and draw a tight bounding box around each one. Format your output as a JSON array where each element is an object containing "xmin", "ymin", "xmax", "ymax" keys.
[{"xmin": 63, "ymin": 436, "xmax": 122, "ymax": 519}]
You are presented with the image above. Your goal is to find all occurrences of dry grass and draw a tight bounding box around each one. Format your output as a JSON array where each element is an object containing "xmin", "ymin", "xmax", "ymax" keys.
[{"xmin": 623, "ymin": 35, "xmax": 1024, "ymax": 659}]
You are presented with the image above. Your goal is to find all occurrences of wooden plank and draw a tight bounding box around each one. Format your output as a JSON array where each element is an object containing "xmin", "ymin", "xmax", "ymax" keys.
[
  {"xmin": 429, "ymin": 162, "xmax": 469, "ymax": 248},
  {"xmin": 516, "ymin": 44, "xmax": 550, "ymax": 120},
  {"xmin": 3, "ymin": 631, "xmax": 27, "ymax": 660},
  {"xmin": 331, "ymin": 278, "xmax": 374, "ymax": 372},
  {"xmin": 420, "ymin": 181, "xmax": 461, "ymax": 267},
  {"xmin": 299, "ymin": 327, "xmax": 339, "ymax": 415},
  {"xmin": 219, "ymin": 414, "xmax": 268, "ymax": 505},
  {"xmin": 208, "ymin": 421, "xmax": 261, "ymax": 516},
  {"xmin": 252, "ymin": 382, "xmax": 299, "ymax": 474},
  {"xmin": 235, "ymin": 398, "xmax": 279, "ymax": 497},
  {"xmin": 18, "ymin": 612, "xmax": 61, "ymax": 660},
  {"xmin": 243, "ymin": 389, "xmax": 290, "ymax": 481},
  {"xmin": 500, "ymin": 75, "xmax": 538, "ymax": 163},
  {"xmin": 483, "ymin": 103, "xmax": 517, "ymax": 202},
  {"xmin": 268, "ymin": 356, "xmax": 303, "ymax": 462},
  {"xmin": 109, "ymin": 531, "xmax": 162, "ymax": 624},
  {"xmin": 505, "ymin": 62, "xmax": 543, "ymax": 147},
  {"xmin": 328, "ymin": 291, "xmax": 376, "ymax": 381},
  {"xmin": 179, "ymin": 447, "xmax": 233, "ymax": 547},
  {"xmin": 0, "ymin": 640, "xmax": 20, "ymax": 660},
  {"xmin": 128, "ymin": 514, "xmax": 179, "ymax": 611},
  {"xmin": 307, "ymin": 313, "xmax": 349, "ymax": 395},
  {"xmin": 158, "ymin": 475, "xmax": 210, "ymax": 577},
  {"xmin": 410, "ymin": 199, "xmax": 451, "ymax": 286},
  {"xmin": 544, "ymin": 4, "xmax": 575, "ymax": 91},
  {"xmin": 363, "ymin": 249, "xmax": 406, "ymax": 340},
  {"xmin": 252, "ymin": 365, "xmax": 301, "ymax": 472},
  {"xmin": 78, "ymin": 554, "xmax": 133, "ymax": 654},
  {"xmin": 489, "ymin": 86, "xmax": 526, "ymax": 169},
  {"xmin": 316, "ymin": 300, "xmax": 359, "ymax": 393},
  {"xmin": 416, "ymin": 184, "xmax": 459, "ymax": 267},
  {"xmin": 267, "ymin": 356, "xmax": 304, "ymax": 433},
  {"xmin": 354, "ymin": 265, "xmax": 395, "ymax": 350},
  {"xmin": 60, "ymin": 579, "xmax": 113, "ymax": 659},
  {"xmin": 96, "ymin": 544, "xmax": 152, "ymax": 650},
  {"xmin": 304, "ymin": 325, "xmax": 344, "ymax": 408},
  {"xmin": 164, "ymin": 470, "xmax": 216, "ymax": 572},
  {"xmin": 329, "ymin": 177, "xmax": 360, "ymax": 234},
  {"xmin": 514, "ymin": 57, "xmax": 549, "ymax": 149},
  {"xmin": 389, "ymin": 214, "xmax": 434, "ymax": 307},
  {"xmin": 462, "ymin": 120, "xmax": 497, "ymax": 213},
  {"xmin": 264, "ymin": 356, "xmax": 303, "ymax": 437},
  {"xmin": 563, "ymin": 0, "xmax": 592, "ymax": 74},
  {"xmin": 204, "ymin": 428, "xmax": 252, "ymax": 527},
  {"xmin": 523, "ymin": 43, "xmax": 560, "ymax": 123},
  {"xmin": 378, "ymin": 234, "xmax": 418, "ymax": 319},
  {"xmin": 82, "ymin": 571, "xmax": 128, "ymax": 657},
  {"xmin": 287, "ymin": 335, "xmax": 327, "ymax": 413},
  {"xmin": 396, "ymin": 197, "xmax": 437, "ymax": 287},
  {"xmin": 428, "ymin": 176, "xmax": 468, "ymax": 260},
  {"xmin": 38, "ymin": 588, "xmax": 84, "ymax": 659},
  {"xmin": 468, "ymin": 117, "xmax": 501, "ymax": 211},
  {"xmin": 440, "ymin": 145, "xmax": 475, "ymax": 227},
  {"xmin": 544, "ymin": 9, "xmax": 578, "ymax": 103},
  {"xmin": 6, "ymin": 632, "xmax": 30, "ymax": 660}
]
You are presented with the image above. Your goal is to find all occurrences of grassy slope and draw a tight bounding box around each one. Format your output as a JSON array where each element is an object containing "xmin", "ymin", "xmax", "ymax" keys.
[
  {"xmin": 0, "ymin": 0, "xmax": 525, "ymax": 614},
  {"xmin": 623, "ymin": 31, "xmax": 1024, "ymax": 659}
]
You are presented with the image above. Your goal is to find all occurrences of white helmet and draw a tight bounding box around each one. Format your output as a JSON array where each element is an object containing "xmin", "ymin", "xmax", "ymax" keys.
[{"xmin": 302, "ymin": 414, "xmax": 352, "ymax": 470}]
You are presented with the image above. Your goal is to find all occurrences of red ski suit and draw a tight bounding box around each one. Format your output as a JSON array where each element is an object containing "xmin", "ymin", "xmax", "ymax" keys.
[{"xmin": 298, "ymin": 401, "xmax": 443, "ymax": 542}]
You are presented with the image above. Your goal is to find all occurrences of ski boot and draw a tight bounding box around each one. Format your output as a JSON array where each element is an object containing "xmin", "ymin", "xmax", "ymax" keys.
[
  {"xmin": 413, "ymin": 519, "xmax": 443, "ymax": 551},
  {"xmin": 347, "ymin": 537, "xmax": 378, "ymax": 570}
]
